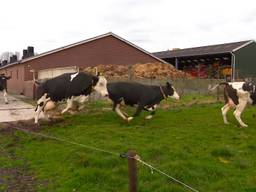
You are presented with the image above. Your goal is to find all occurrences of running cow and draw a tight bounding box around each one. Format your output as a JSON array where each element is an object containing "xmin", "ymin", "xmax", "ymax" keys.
[
  {"xmin": 35, "ymin": 72, "xmax": 108, "ymax": 124},
  {"xmin": 107, "ymin": 81, "xmax": 180, "ymax": 122},
  {"xmin": 0, "ymin": 74, "xmax": 11, "ymax": 104},
  {"xmin": 209, "ymin": 82, "xmax": 256, "ymax": 127}
]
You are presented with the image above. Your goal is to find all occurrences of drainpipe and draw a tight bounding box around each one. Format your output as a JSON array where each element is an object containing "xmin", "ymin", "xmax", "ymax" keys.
[
  {"xmin": 231, "ymin": 52, "xmax": 236, "ymax": 82},
  {"xmin": 175, "ymin": 57, "xmax": 179, "ymax": 69}
]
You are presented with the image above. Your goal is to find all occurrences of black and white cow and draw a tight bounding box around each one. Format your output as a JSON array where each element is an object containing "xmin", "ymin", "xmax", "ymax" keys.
[
  {"xmin": 35, "ymin": 72, "xmax": 108, "ymax": 124},
  {"xmin": 210, "ymin": 82, "xmax": 256, "ymax": 127},
  {"xmin": 107, "ymin": 81, "xmax": 180, "ymax": 121},
  {"xmin": 0, "ymin": 74, "xmax": 11, "ymax": 104}
]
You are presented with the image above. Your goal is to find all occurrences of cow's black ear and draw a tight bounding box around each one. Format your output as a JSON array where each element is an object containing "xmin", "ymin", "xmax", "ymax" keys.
[
  {"xmin": 92, "ymin": 76, "xmax": 99, "ymax": 86},
  {"xmin": 166, "ymin": 82, "xmax": 172, "ymax": 87},
  {"xmin": 34, "ymin": 80, "xmax": 41, "ymax": 85}
]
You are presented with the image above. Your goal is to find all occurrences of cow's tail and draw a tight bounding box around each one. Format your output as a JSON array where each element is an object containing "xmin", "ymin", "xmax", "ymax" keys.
[{"xmin": 208, "ymin": 82, "xmax": 229, "ymax": 91}]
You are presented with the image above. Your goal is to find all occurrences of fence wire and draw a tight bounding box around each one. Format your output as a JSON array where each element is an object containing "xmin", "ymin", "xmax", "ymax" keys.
[{"xmin": 10, "ymin": 125, "xmax": 199, "ymax": 192}]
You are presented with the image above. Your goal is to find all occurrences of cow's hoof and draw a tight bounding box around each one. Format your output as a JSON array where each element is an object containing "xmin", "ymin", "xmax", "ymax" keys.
[
  {"xmin": 224, "ymin": 122, "xmax": 229, "ymax": 125},
  {"xmin": 145, "ymin": 115, "xmax": 153, "ymax": 120},
  {"xmin": 240, "ymin": 124, "xmax": 248, "ymax": 128},
  {"xmin": 127, "ymin": 117, "xmax": 133, "ymax": 122}
]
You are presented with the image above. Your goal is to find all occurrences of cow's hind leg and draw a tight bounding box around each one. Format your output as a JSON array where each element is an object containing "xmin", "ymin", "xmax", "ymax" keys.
[
  {"xmin": 233, "ymin": 100, "xmax": 248, "ymax": 127},
  {"xmin": 3, "ymin": 89, "xmax": 8, "ymax": 104},
  {"xmin": 221, "ymin": 104, "xmax": 231, "ymax": 124},
  {"xmin": 61, "ymin": 96, "xmax": 74, "ymax": 114}
]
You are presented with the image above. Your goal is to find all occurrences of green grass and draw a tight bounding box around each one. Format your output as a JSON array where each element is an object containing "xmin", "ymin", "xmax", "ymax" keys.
[{"xmin": 1, "ymin": 95, "xmax": 256, "ymax": 192}]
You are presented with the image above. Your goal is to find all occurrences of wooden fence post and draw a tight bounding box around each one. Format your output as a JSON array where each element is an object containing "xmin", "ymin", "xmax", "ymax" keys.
[{"xmin": 127, "ymin": 150, "xmax": 137, "ymax": 192}]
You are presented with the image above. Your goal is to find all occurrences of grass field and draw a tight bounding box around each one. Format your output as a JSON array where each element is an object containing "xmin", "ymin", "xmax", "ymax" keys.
[{"xmin": 1, "ymin": 95, "xmax": 256, "ymax": 192}]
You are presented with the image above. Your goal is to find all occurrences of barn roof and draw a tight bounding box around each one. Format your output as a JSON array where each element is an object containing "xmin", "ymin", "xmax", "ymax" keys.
[
  {"xmin": 0, "ymin": 32, "xmax": 166, "ymax": 69},
  {"xmin": 153, "ymin": 40, "xmax": 254, "ymax": 59}
]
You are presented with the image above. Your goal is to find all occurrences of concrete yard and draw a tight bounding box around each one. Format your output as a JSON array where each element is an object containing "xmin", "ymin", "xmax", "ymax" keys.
[{"xmin": 0, "ymin": 93, "xmax": 36, "ymax": 122}]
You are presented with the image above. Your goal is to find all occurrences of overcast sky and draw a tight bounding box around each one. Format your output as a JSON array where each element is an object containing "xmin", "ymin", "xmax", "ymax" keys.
[{"xmin": 0, "ymin": 0, "xmax": 256, "ymax": 55}]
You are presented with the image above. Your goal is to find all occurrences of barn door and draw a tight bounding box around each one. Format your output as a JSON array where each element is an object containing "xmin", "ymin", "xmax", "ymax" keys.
[{"xmin": 38, "ymin": 66, "xmax": 77, "ymax": 80}]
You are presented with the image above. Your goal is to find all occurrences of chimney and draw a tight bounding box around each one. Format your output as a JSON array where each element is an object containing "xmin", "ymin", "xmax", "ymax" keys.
[
  {"xmin": 27, "ymin": 46, "xmax": 34, "ymax": 57},
  {"xmin": 13, "ymin": 55, "xmax": 18, "ymax": 62},
  {"xmin": 10, "ymin": 55, "xmax": 18, "ymax": 63},
  {"xmin": 10, "ymin": 56, "xmax": 14, "ymax": 63},
  {"xmin": 22, "ymin": 49, "xmax": 28, "ymax": 59}
]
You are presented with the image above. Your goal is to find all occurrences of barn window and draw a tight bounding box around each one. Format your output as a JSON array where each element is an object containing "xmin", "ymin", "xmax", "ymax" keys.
[{"xmin": 16, "ymin": 69, "xmax": 19, "ymax": 79}]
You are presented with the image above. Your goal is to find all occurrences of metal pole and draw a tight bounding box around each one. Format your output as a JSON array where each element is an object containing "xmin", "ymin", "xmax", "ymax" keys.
[
  {"xmin": 231, "ymin": 52, "xmax": 236, "ymax": 82},
  {"xmin": 127, "ymin": 150, "xmax": 137, "ymax": 192},
  {"xmin": 175, "ymin": 58, "xmax": 179, "ymax": 69}
]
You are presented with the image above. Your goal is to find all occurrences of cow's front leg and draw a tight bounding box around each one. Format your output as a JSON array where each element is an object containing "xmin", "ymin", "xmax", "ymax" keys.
[
  {"xmin": 3, "ymin": 89, "xmax": 8, "ymax": 104},
  {"xmin": 144, "ymin": 104, "xmax": 157, "ymax": 120},
  {"xmin": 127, "ymin": 104, "xmax": 144, "ymax": 122},
  {"xmin": 145, "ymin": 111, "xmax": 156, "ymax": 120},
  {"xmin": 35, "ymin": 103, "xmax": 43, "ymax": 124},
  {"xmin": 61, "ymin": 96, "xmax": 74, "ymax": 114},
  {"xmin": 233, "ymin": 100, "xmax": 248, "ymax": 127},
  {"xmin": 34, "ymin": 94, "xmax": 50, "ymax": 124},
  {"xmin": 114, "ymin": 103, "xmax": 127, "ymax": 120},
  {"xmin": 75, "ymin": 95, "xmax": 89, "ymax": 111}
]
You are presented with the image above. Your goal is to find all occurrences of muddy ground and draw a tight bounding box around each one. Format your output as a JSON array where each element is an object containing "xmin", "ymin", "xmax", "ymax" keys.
[{"xmin": 0, "ymin": 118, "xmax": 64, "ymax": 192}]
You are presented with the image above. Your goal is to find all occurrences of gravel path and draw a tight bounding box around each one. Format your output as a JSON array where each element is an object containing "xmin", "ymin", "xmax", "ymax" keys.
[{"xmin": 0, "ymin": 93, "xmax": 38, "ymax": 122}]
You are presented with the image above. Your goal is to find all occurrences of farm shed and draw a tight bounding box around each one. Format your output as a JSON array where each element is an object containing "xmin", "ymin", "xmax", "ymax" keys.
[
  {"xmin": 153, "ymin": 40, "xmax": 256, "ymax": 80},
  {"xmin": 0, "ymin": 32, "xmax": 165, "ymax": 98}
]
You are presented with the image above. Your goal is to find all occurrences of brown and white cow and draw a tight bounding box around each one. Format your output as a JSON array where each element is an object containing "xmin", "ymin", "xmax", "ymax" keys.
[
  {"xmin": 210, "ymin": 82, "xmax": 256, "ymax": 127},
  {"xmin": 0, "ymin": 74, "xmax": 11, "ymax": 104}
]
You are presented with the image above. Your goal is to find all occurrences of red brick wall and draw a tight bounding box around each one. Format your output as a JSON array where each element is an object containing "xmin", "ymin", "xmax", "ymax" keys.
[
  {"xmin": 0, "ymin": 35, "xmax": 161, "ymax": 97},
  {"xmin": 24, "ymin": 35, "xmax": 160, "ymax": 80}
]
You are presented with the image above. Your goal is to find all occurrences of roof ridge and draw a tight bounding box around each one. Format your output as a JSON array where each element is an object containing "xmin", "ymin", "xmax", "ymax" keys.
[{"xmin": 0, "ymin": 32, "xmax": 167, "ymax": 70}]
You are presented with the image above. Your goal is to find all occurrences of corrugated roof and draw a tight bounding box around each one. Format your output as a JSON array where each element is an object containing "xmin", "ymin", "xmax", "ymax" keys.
[
  {"xmin": 0, "ymin": 32, "xmax": 167, "ymax": 69},
  {"xmin": 153, "ymin": 40, "xmax": 254, "ymax": 59}
]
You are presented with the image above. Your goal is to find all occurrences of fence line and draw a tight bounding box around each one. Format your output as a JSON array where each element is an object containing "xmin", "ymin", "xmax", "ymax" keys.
[{"xmin": 10, "ymin": 125, "xmax": 199, "ymax": 192}]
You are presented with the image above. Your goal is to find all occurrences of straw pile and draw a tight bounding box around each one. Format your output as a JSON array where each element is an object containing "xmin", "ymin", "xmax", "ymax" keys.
[{"xmin": 83, "ymin": 62, "xmax": 191, "ymax": 79}]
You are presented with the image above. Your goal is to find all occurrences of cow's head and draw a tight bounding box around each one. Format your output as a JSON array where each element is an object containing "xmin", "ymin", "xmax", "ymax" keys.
[
  {"xmin": 92, "ymin": 75, "xmax": 109, "ymax": 97},
  {"xmin": 34, "ymin": 80, "xmax": 48, "ymax": 100},
  {"xmin": 165, "ymin": 82, "xmax": 180, "ymax": 100},
  {"xmin": 242, "ymin": 82, "xmax": 256, "ymax": 94}
]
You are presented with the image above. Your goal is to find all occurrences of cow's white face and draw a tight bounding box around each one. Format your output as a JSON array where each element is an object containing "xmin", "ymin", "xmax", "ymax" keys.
[
  {"xmin": 170, "ymin": 87, "xmax": 180, "ymax": 100},
  {"xmin": 165, "ymin": 82, "xmax": 180, "ymax": 100},
  {"xmin": 93, "ymin": 76, "xmax": 109, "ymax": 97}
]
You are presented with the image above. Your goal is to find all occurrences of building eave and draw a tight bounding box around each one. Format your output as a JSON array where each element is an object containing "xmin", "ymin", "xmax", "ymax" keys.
[{"xmin": 0, "ymin": 32, "xmax": 167, "ymax": 70}]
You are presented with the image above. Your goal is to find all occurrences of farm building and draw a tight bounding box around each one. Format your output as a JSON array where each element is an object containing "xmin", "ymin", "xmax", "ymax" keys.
[
  {"xmin": 153, "ymin": 40, "xmax": 256, "ymax": 80},
  {"xmin": 0, "ymin": 32, "xmax": 165, "ymax": 98}
]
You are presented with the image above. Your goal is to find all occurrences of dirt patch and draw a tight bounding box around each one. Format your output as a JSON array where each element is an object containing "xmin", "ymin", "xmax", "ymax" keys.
[
  {"xmin": 0, "ymin": 119, "xmax": 63, "ymax": 191},
  {"xmin": 0, "ymin": 168, "xmax": 38, "ymax": 192},
  {"xmin": 0, "ymin": 118, "xmax": 65, "ymax": 134}
]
